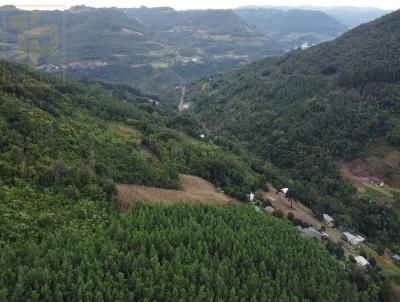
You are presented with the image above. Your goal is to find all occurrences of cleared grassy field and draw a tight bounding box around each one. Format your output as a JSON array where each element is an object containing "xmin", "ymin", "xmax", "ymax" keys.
[
  {"xmin": 361, "ymin": 245, "xmax": 400, "ymax": 277},
  {"xmin": 117, "ymin": 174, "xmax": 239, "ymax": 211}
]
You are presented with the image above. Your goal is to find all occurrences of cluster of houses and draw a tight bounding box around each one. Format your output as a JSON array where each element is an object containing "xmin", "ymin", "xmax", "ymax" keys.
[{"xmin": 249, "ymin": 189, "xmax": 383, "ymax": 268}]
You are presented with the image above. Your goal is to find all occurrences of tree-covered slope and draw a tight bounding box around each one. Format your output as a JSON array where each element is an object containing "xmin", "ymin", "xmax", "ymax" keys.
[
  {"xmin": 0, "ymin": 59, "xmax": 277, "ymax": 203},
  {"xmin": 1, "ymin": 203, "xmax": 359, "ymax": 301},
  {"xmin": 235, "ymin": 8, "xmax": 347, "ymax": 49},
  {"xmin": 188, "ymin": 10, "xmax": 400, "ymax": 249},
  {"xmin": 0, "ymin": 60, "xmax": 365, "ymax": 301}
]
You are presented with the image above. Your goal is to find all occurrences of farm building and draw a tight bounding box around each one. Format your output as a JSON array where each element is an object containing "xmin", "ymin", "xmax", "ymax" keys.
[
  {"xmin": 323, "ymin": 214, "xmax": 335, "ymax": 227},
  {"xmin": 343, "ymin": 232, "xmax": 365, "ymax": 246},
  {"xmin": 354, "ymin": 256, "xmax": 369, "ymax": 267},
  {"xmin": 369, "ymin": 177, "xmax": 384, "ymax": 187},
  {"xmin": 264, "ymin": 206, "xmax": 275, "ymax": 214},
  {"xmin": 296, "ymin": 226, "xmax": 327, "ymax": 240}
]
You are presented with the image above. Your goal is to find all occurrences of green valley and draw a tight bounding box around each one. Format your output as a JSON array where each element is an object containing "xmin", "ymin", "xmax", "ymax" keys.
[
  {"xmin": 0, "ymin": 3, "xmax": 399, "ymax": 302},
  {"xmin": 0, "ymin": 59, "xmax": 368, "ymax": 301},
  {"xmin": 187, "ymin": 9, "xmax": 400, "ymax": 251}
]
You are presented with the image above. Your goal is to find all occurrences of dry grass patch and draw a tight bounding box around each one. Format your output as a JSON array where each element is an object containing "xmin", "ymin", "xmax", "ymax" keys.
[{"xmin": 117, "ymin": 174, "xmax": 239, "ymax": 211}]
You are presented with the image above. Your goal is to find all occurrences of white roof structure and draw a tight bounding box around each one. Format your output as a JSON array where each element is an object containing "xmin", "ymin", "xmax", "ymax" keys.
[
  {"xmin": 297, "ymin": 227, "xmax": 325, "ymax": 240},
  {"xmin": 200, "ymin": 134, "xmax": 205, "ymax": 138},
  {"xmin": 392, "ymin": 254, "xmax": 400, "ymax": 262},
  {"xmin": 248, "ymin": 192, "xmax": 255, "ymax": 202},
  {"xmin": 343, "ymin": 232, "xmax": 365, "ymax": 246},
  {"xmin": 354, "ymin": 256, "xmax": 369, "ymax": 267},
  {"xmin": 264, "ymin": 206, "xmax": 275, "ymax": 214},
  {"xmin": 323, "ymin": 214, "xmax": 334, "ymax": 223},
  {"xmin": 281, "ymin": 188, "xmax": 289, "ymax": 194}
]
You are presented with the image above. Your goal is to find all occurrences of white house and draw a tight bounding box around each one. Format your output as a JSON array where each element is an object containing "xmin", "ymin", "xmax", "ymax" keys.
[
  {"xmin": 354, "ymin": 256, "xmax": 369, "ymax": 267},
  {"xmin": 343, "ymin": 232, "xmax": 365, "ymax": 246},
  {"xmin": 323, "ymin": 214, "xmax": 335, "ymax": 227},
  {"xmin": 280, "ymin": 188, "xmax": 289, "ymax": 195},
  {"xmin": 200, "ymin": 134, "xmax": 205, "ymax": 138}
]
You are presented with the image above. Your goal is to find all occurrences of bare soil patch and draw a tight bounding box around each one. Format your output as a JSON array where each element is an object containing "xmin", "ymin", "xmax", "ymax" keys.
[
  {"xmin": 265, "ymin": 190, "xmax": 322, "ymax": 228},
  {"xmin": 117, "ymin": 174, "xmax": 239, "ymax": 211},
  {"xmin": 341, "ymin": 164, "xmax": 393, "ymax": 197},
  {"xmin": 264, "ymin": 190, "xmax": 343, "ymax": 243},
  {"xmin": 343, "ymin": 148, "xmax": 400, "ymax": 186}
]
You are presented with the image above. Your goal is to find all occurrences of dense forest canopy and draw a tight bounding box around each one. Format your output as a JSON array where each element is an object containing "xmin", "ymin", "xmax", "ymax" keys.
[
  {"xmin": 1, "ymin": 203, "xmax": 361, "ymax": 301},
  {"xmin": 188, "ymin": 10, "xmax": 400, "ymax": 250}
]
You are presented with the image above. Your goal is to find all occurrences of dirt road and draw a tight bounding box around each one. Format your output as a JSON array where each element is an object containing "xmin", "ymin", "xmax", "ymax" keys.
[{"xmin": 178, "ymin": 85, "xmax": 186, "ymax": 112}]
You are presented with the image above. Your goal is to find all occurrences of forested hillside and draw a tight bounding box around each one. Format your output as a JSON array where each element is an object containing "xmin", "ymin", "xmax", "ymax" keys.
[
  {"xmin": 0, "ymin": 60, "xmax": 368, "ymax": 301},
  {"xmin": 1, "ymin": 203, "xmax": 360, "ymax": 301},
  {"xmin": 0, "ymin": 59, "xmax": 280, "ymax": 203},
  {"xmin": 235, "ymin": 8, "xmax": 347, "ymax": 49},
  {"xmin": 188, "ymin": 10, "xmax": 400, "ymax": 250}
]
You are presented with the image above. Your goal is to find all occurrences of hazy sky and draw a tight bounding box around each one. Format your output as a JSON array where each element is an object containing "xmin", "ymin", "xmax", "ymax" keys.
[{"xmin": 2, "ymin": 0, "xmax": 398, "ymax": 10}]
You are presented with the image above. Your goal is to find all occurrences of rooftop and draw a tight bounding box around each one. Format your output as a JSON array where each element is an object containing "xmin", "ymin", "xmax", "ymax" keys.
[
  {"xmin": 323, "ymin": 214, "xmax": 334, "ymax": 222},
  {"xmin": 354, "ymin": 256, "xmax": 369, "ymax": 267},
  {"xmin": 264, "ymin": 206, "xmax": 275, "ymax": 214}
]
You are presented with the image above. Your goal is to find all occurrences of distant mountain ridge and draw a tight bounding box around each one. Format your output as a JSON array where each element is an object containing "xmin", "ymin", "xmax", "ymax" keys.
[
  {"xmin": 0, "ymin": 5, "xmax": 356, "ymax": 94},
  {"xmin": 235, "ymin": 8, "xmax": 347, "ymax": 50},
  {"xmin": 238, "ymin": 5, "xmax": 391, "ymax": 28}
]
